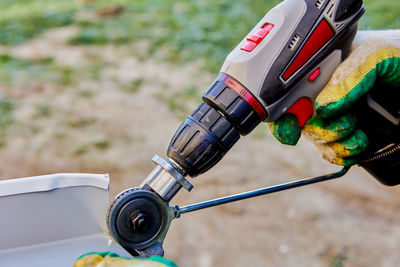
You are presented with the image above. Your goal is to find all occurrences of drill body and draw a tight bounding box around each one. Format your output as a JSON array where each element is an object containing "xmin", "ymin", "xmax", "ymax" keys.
[
  {"xmin": 108, "ymin": 0, "xmax": 367, "ymax": 257},
  {"xmin": 167, "ymin": 0, "xmax": 364, "ymax": 178}
]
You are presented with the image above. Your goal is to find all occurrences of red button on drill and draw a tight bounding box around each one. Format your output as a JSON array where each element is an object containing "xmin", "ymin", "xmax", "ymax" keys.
[
  {"xmin": 241, "ymin": 41, "xmax": 257, "ymax": 52},
  {"xmin": 247, "ymin": 28, "xmax": 269, "ymax": 43},
  {"xmin": 242, "ymin": 23, "xmax": 274, "ymax": 52},
  {"xmin": 263, "ymin": 23, "xmax": 274, "ymax": 32},
  {"xmin": 308, "ymin": 68, "xmax": 321, "ymax": 82},
  {"xmin": 247, "ymin": 33, "xmax": 263, "ymax": 44}
]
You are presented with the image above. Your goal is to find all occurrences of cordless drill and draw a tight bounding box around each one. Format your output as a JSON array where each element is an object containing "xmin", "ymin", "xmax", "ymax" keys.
[{"xmin": 107, "ymin": 0, "xmax": 367, "ymax": 257}]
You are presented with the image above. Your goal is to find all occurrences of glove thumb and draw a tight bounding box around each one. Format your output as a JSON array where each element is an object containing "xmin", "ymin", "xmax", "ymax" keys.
[{"xmin": 267, "ymin": 114, "xmax": 301, "ymax": 145}]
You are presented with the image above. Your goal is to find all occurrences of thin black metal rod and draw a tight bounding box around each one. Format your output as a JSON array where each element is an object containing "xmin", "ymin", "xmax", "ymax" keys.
[{"xmin": 176, "ymin": 167, "xmax": 350, "ymax": 216}]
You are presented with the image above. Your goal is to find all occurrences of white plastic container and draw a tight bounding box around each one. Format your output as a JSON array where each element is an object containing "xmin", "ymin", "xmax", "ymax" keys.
[{"xmin": 0, "ymin": 173, "xmax": 129, "ymax": 266}]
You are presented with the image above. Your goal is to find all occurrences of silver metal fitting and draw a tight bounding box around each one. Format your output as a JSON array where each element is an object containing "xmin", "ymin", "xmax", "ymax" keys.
[{"xmin": 140, "ymin": 155, "xmax": 193, "ymax": 202}]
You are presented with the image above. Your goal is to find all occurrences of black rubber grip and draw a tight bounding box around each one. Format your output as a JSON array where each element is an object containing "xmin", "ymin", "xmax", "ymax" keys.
[
  {"xmin": 360, "ymin": 145, "xmax": 400, "ymax": 186},
  {"xmin": 356, "ymin": 81, "xmax": 400, "ymax": 186},
  {"xmin": 167, "ymin": 103, "xmax": 240, "ymax": 177},
  {"xmin": 203, "ymin": 73, "xmax": 262, "ymax": 135}
]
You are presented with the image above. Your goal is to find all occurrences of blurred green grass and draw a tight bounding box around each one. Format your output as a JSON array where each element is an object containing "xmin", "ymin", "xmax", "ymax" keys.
[
  {"xmin": 0, "ymin": 54, "xmax": 79, "ymax": 86},
  {"xmin": 0, "ymin": 0, "xmax": 75, "ymax": 45},
  {"xmin": 69, "ymin": 0, "xmax": 282, "ymax": 71},
  {"xmin": 0, "ymin": 54, "xmax": 53, "ymax": 83},
  {"xmin": 0, "ymin": 0, "xmax": 399, "ymax": 72}
]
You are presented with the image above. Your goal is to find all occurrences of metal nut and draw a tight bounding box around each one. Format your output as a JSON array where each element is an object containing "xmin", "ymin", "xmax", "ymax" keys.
[{"xmin": 131, "ymin": 213, "xmax": 151, "ymax": 233}]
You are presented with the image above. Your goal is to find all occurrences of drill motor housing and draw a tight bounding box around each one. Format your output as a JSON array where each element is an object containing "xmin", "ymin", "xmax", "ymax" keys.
[{"xmin": 168, "ymin": 0, "xmax": 365, "ymax": 177}]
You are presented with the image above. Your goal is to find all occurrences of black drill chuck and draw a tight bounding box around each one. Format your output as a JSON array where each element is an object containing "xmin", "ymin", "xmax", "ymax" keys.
[
  {"xmin": 167, "ymin": 102, "xmax": 240, "ymax": 177},
  {"xmin": 167, "ymin": 74, "xmax": 265, "ymax": 177}
]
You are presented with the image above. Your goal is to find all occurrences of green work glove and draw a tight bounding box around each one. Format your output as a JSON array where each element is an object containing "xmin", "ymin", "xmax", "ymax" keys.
[
  {"xmin": 74, "ymin": 252, "xmax": 177, "ymax": 267},
  {"xmin": 269, "ymin": 30, "xmax": 400, "ymax": 166}
]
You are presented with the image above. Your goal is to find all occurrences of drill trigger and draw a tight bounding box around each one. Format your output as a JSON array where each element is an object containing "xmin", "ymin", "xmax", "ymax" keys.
[{"xmin": 285, "ymin": 97, "xmax": 314, "ymax": 127}]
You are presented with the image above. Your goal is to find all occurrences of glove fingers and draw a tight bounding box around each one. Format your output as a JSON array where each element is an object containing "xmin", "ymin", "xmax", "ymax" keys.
[
  {"xmin": 377, "ymin": 55, "xmax": 400, "ymax": 85},
  {"xmin": 302, "ymin": 113, "xmax": 357, "ymax": 143},
  {"xmin": 315, "ymin": 129, "xmax": 368, "ymax": 166},
  {"xmin": 74, "ymin": 253, "xmax": 177, "ymax": 267},
  {"xmin": 268, "ymin": 114, "xmax": 301, "ymax": 145},
  {"xmin": 316, "ymin": 46, "xmax": 400, "ymax": 118},
  {"xmin": 329, "ymin": 130, "xmax": 368, "ymax": 157},
  {"xmin": 324, "ymin": 155, "xmax": 359, "ymax": 167}
]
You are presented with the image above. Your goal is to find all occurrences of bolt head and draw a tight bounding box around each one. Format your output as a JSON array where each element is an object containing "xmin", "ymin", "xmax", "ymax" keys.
[{"xmin": 131, "ymin": 213, "xmax": 151, "ymax": 233}]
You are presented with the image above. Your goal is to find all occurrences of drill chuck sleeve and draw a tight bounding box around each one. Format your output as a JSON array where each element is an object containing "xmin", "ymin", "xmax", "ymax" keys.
[
  {"xmin": 167, "ymin": 74, "xmax": 266, "ymax": 177},
  {"xmin": 167, "ymin": 103, "xmax": 240, "ymax": 177}
]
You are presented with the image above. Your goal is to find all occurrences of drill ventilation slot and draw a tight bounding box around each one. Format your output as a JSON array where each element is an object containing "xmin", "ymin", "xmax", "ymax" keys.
[
  {"xmin": 315, "ymin": 0, "xmax": 325, "ymax": 9},
  {"xmin": 289, "ymin": 34, "xmax": 300, "ymax": 50}
]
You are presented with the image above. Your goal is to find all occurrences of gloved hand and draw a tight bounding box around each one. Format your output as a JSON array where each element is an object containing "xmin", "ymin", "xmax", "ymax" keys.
[
  {"xmin": 74, "ymin": 252, "xmax": 177, "ymax": 267},
  {"xmin": 269, "ymin": 30, "xmax": 400, "ymax": 166}
]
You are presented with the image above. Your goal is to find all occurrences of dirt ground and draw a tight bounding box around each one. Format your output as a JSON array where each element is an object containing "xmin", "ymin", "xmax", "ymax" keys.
[{"xmin": 1, "ymin": 27, "xmax": 400, "ymax": 267}]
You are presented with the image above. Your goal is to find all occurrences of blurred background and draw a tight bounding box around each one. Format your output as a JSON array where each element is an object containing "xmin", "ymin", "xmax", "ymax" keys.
[{"xmin": 0, "ymin": 0, "xmax": 399, "ymax": 266}]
